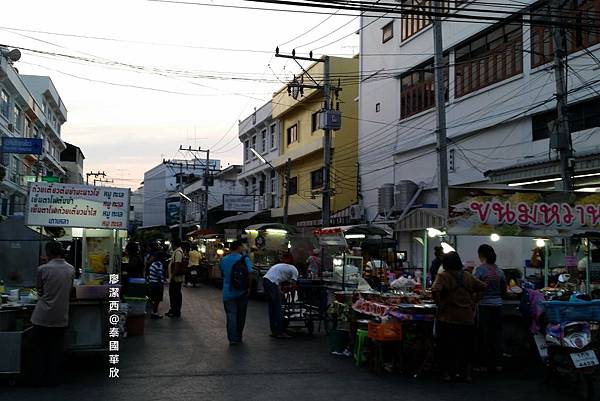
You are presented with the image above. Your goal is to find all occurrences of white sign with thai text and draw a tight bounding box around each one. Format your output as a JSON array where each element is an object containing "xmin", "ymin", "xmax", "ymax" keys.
[{"xmin": 26, "ymin": 182, "xmax": 130, "ymax": 229}]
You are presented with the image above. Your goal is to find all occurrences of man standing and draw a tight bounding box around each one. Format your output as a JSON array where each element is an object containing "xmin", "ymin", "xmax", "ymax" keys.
[
  {"xmin": 30, "ymin": 241, "xmax": 75, "ymax": 386},
  {"xmin": 166, "ymin": 238, "xmax": 185, "ymax": 318},
  {"xmin": 430, "ymin": 246, "xmax": 444, "ymax": 283},
  {"xmin": 219, "ymin": 240, "xmax": 252, "ymax": 345},
  {"xmin": 186, "ymin": 244, "xmax": 201, "ymax": 287},
  {"xmin": 263, "ymin": 254, "xmax": 298, "ymax": 339}
]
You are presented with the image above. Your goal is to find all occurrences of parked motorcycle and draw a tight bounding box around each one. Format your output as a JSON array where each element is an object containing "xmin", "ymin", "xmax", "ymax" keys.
[{"xmin": 533, "ymin": 297, "xmax": 600, "ymax": 400}]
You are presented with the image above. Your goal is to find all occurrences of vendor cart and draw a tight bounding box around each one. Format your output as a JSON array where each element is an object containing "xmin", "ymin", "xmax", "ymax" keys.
[{"xmin": 281, "ymin": 280, "xmax": 328, "ymax": 335}]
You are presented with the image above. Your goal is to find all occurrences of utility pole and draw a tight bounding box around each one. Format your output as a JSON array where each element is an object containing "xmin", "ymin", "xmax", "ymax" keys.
[
  {"xmin": 86, "ymin": 171, "xmax": 106, "ymax": 185},
  {"xmin": 94, "ymin": 178, "xmax": 114, "ymax": 186},
  {"xmin": 275, "ymin": 49, "xmax": 342, "ymax": 228},
  {"xmin": 203, "ymin": 149, "xmax": 210, "ymax": 230},
  {"xmin": 322, "ymin": 55, "xmax": 332, "ymax": 227},
  {"xmin": 551, "ymin": 0, "xmax": 574, "ymax": 191},
  {"xmin": 179, "ymin": 145, "xmax": 213, "ymax": 230},
  {"xmin": 283, "ymin": 158, "xmax": 291, "ymax": 225},
  {"xmin": 433, "ymin": 0, "xmax": 449, "ymax": 211}
]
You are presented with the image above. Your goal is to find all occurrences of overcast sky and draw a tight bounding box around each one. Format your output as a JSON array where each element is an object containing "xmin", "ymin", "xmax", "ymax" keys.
[{"xmin": 4, "ymin": 0, "xmax": 358, "ymax": 188}]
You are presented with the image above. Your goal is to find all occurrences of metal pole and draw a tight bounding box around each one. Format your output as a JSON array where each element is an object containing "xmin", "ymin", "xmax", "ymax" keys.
[
  {"xmin": 544, "ymin": 241, "xmax": 549, "ymax": 288},
  {"xmin": 178, "ymin": 163, "xmax": 183, "ymax": 240},
  {"xmin": 203, "ymin": 150, "xmax": 210, "ymax": 230},
  {"xmin": 433, "ymin": 0, "xmax": 449, "ymax": 211},
  {"xmin": 423, "ymin": 231, "xmax": 429, "ymax": 289},
  {"xmin": 283, "ymin": 158, "xmax": 291, "ymax": 225},
  {"xmin": 322, "ymin": 55, "xmax": 332, "ymax": 228},
  {"xmin": 551, "ymin": 0, "xmax": 574, "ymax": 192}
]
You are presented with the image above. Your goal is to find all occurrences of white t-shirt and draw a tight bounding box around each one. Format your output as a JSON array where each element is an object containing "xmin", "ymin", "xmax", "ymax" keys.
[{"xmin": 264, "ymin": 263, "xmax": 299, "ymax": 286}]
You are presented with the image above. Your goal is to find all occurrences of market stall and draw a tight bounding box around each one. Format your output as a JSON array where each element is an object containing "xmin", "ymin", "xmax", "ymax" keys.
[{"xmin": 313, "ymin": 224, "xmax": 395, "ymax": 291}]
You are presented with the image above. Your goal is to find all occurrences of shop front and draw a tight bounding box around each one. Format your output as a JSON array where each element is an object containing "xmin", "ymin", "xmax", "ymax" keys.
[{"xmin": 0, "ymin": 182, "xmax": 130, "ymax": 379}]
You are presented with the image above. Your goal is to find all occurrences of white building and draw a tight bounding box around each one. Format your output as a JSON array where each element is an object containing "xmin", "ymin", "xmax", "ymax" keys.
[
  {"xmin": 142, "ymin": 159, "xmax": 221, "ymax": 227},
  {"xmin": 359, "ymin": 1, "xmax": 600, "ymax": 266},
  {"xmin": 238, "ymin": 101, "xmax": 282, "ymax": 212},
  {"xmin": 0, "ymin": 50, "xmax": 67, "ymax": 217},
  {"xmin": 183, "ymin": 165, "xmax": 243, "ymax": 225}
]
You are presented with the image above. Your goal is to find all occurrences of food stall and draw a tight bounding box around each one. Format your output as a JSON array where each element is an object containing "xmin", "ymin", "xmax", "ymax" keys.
[
  {"xmin": 195, "ymin": 234, "xmax": 226, "ymax": 284},
  {"xmin": 24, "ymin": 182, "xmax": 129, "ymax": 352},
  {"xmin": 244, "ymin": 223, "xmax": 314, "ymax": 295},
  {"xmin": 314, "ymin": 224, "xmax": 395, "ymax": 291}
]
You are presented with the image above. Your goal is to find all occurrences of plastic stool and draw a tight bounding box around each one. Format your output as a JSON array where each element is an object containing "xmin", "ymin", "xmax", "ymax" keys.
[{"xmin": 354, "ymin": 328, "xmax": 369, "ymax": 366}]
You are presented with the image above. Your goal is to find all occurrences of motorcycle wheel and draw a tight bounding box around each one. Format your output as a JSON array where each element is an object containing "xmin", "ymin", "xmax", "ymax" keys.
[{"xmin": 577, "ymin": 373, "xmax": 594, "ymax": 401}]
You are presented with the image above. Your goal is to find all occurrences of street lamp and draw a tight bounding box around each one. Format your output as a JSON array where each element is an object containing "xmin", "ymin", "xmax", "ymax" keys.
[
  {"xmin": 178, "ymin": 192, "xmax": 192, "ymax": 203},
  {"xmin": 250, "ymin": 148, "xmax": 269, "ymax": 166},
  {"xmin": 250, "ymin": 147, "xmax": 289, "ymax": 225}
]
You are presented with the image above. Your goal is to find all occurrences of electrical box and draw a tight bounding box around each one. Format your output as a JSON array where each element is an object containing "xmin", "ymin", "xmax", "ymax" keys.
[{"xmin": 318, "ymin": 110, "xmax": 342, "ymax": 131}]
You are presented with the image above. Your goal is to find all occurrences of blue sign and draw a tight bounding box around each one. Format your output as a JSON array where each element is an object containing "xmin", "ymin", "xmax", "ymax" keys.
[{"xmin": 1, "ymin": 137, "xmax": 43, "ymax": 155}]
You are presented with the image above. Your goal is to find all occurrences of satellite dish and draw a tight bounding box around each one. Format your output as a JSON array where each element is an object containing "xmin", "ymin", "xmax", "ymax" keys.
[{"xmin": 7, "ymin": 49, "xmax": 21, "ymax": 62}]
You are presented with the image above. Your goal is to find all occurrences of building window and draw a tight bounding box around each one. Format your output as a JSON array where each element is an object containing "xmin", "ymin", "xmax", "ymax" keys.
[
  {"xmin": 311, "ymin": 112, "xmax": 319, "ymax": 132},
  {"xmin": 261, "ymin": 129, "xmax": 267, "ymax": 153},
  {"xmin": 382, "ymin": 21, "xmax": 394, "ymax": 43},
  {"xmin": 251, "ymin": 136, "xmax": 257, "ymax": 157},
  {"xmin": 288, "ymin": 176, "xmax": 298, "ymax": 195},
  {"xmin": 401, "ymin": 1, "xmax": 466, "ymax": 41},
  {"xmin": 455, "ymin": 21, "xmax": 523, "ymax": 98},
  {"xmin": 287, "ymin": 124, "xmax": 298, "ymax": 145},
  {"xmin": 244, "ymin": 140, "xmax": 249, "ymax": 162},
  {"xmin": 270, "ymin": 170, "xmax": 276, "ymax": 207},
  {"xmin": 259, "ymin": 178, "xmax": 265, "ymax": 195},
  {"xmin": 13, "ymin": 106, "xmax": 22, "ymax": 132},
  {"xmin": 531, "ymin": 1, "xmax": 600, "ymax": 68},
  {"xmin": 376, "ymin": 103, "xmax": 381, "ymax": 112},
  {"xmin": 1, "ymin": 90, "xmax": 9, "ymax": 119},
  {"xmin": 400, "ymin": 56, "xmax": 449, "ymax": 119},
  {"xmin": 270, "ymin": 124, "xmax": 276, "ymax": 149},
  {"xmin": 311, "ymin": 168, "xmax": 324, "ymax": 190},
  {"xmin": 25, "ymin": 118, "xmax": 32, "ymax": 138},
  {"xmin": 532, "ymin": 96, "xmax": 600, "ymax": 141}
]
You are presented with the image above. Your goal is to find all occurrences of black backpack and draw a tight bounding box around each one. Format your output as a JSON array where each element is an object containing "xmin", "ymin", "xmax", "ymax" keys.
[{"xmin": 230, "ymin": 255, "xmax": 249, "ymax": 290}]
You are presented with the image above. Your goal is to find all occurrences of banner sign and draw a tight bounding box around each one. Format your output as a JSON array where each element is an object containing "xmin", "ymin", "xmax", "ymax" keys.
[
  {"xmin": 223, "ymin": 194, "xmax": 256, "ymax": 212},
  {"xmin": 26, "ymin": 182, "xmax": 130, "ymax": 229},
  {"xmin": 165, "ymin": 197, "xmax": 181, "ymax": 226},
  {"xmin": 2, "ymin": 137, "xmax": 43, "ymax": 154},
  {"xmin": 448, "ymin": 187, "xmax": 600, "ymax": 237}
]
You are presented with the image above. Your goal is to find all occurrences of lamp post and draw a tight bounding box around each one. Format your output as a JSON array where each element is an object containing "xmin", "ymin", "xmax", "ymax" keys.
[{"xmin": 250, "ymin": 148, "xmax": 290, "ymax": 224}]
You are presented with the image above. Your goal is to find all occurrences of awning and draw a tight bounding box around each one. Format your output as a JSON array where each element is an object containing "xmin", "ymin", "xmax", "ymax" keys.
[
  {"xmin": 485, "ymin": 150, "xmax": 600, "ymax": 184},
  {"xmin": 216, "ymin": 210, "xmax": 267, "ymax": 225},
  {"xmin": 395, "ymin": 208, "xmax": 446, "ymax": 232},
  {"xmin": 315, "ymin": 224, "xmax": 393, "ymax": 237},
  {"xmin": 245, "ymin": 223, "xmax": 299, "ymax": 233}
]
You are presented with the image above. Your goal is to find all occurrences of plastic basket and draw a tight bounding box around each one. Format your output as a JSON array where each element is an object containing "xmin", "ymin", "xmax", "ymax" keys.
[
  {"xmin": 367, "ymin": 320, "xmax": 402, "ymax": 341},
  {"xmin": 543, "ymin": 300, "xmax": 600, "ymax": 323}
]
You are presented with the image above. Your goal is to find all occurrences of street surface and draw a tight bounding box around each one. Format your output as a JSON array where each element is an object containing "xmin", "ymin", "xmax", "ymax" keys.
[{"xmin": 3, "ymin": 286, "xmax": 585, "ymax": 401}]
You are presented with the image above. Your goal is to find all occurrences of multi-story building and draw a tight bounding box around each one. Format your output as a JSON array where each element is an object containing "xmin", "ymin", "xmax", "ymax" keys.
[
  {"xmin": 60, "ymin": 142, "xmax": 85, "ymax": 184},
  {"xmin": 271, "ymin": 56, "xmax": 360, "ymax": 226},
  {"xmin": 183, "ymin": 165, "xmax": 243, "ymax": 226},
  {"xmin": 358, "ymin": 0, "xmax": 600, "ymax": 265},
  {"xmin": 0, "ymin": 50, "xmax": 67, "ymax": 217},
  {"xmin": 142, "ymin": 159, "xmax": 221, "ymax": 227},
  {"xmin": 238, "ymin": 101, "xmax": 281, "ymax": 212},
  {"xmin": 21, "ymin": 75, "xmax": 68, "ymax": 181}
]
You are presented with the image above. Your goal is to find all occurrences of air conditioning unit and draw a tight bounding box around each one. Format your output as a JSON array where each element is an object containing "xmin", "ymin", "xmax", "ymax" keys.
[{"xmin": 349, "ymin": 205, "xmax": 364, "ymax": 221}]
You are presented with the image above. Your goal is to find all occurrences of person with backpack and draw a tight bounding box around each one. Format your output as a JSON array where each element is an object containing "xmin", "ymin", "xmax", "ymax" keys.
[
  {"xmin": 263, "ymin": 254, "xmax": 298, "ymax": 339},
  {"xmin": 473, "ymin": 244, "xmax": 507, "ymax": 373},
  {"xmin": 431, "ymin": 251, "xmax": 486, "ymax": 382},
  {"xmin": 219, "ymin": 240, "xmax": 252, "ymax": 345}
]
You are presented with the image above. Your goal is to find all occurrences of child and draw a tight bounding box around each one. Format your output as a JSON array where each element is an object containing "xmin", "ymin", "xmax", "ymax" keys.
[{"xmin": 147, "ymin": 252, "xmax": 165, "ymax": 319}]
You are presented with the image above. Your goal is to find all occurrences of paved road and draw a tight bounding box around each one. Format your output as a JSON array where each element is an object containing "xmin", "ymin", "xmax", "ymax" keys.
[{"xmin": 2, "ymin": 286, "xmax": 588, "ymax": 401}]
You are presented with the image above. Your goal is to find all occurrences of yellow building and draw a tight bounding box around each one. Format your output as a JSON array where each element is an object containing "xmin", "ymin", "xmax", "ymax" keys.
[{"xmin": 271, "ymin": 56, "xmax": 359, "ymax": 226}]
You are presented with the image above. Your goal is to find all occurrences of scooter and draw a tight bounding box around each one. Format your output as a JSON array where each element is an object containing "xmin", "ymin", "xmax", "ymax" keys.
[{"xmin": 534, "ymin": 316, "xmax": 599, "ymax": 400}]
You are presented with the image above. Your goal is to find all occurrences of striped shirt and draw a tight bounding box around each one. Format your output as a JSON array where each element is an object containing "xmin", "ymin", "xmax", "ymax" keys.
[{"xmin": 148, "ymin": 261, "xmax": 164, "ymax": 284}]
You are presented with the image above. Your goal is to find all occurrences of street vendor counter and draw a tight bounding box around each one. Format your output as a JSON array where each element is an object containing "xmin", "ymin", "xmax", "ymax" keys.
[{"xmin": 66, "ymin": 299, "xmax": 109, "ymax": 352}]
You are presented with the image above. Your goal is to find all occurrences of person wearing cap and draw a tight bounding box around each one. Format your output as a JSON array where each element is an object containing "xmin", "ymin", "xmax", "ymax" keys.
[{"xmin": 263, "ymin": 254, "xmax": 298, "ymax": 339}]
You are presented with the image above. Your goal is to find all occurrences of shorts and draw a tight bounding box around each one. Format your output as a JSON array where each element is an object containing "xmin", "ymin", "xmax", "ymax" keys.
[{"xmin": 149, "ymin": 283, "xmax": 164, "ymax": 303}]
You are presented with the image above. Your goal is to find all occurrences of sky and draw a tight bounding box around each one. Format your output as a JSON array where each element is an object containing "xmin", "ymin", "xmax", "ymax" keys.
[{"xmin": 4, "ymin": 0, "xmax": 359, "ymax": 189}]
